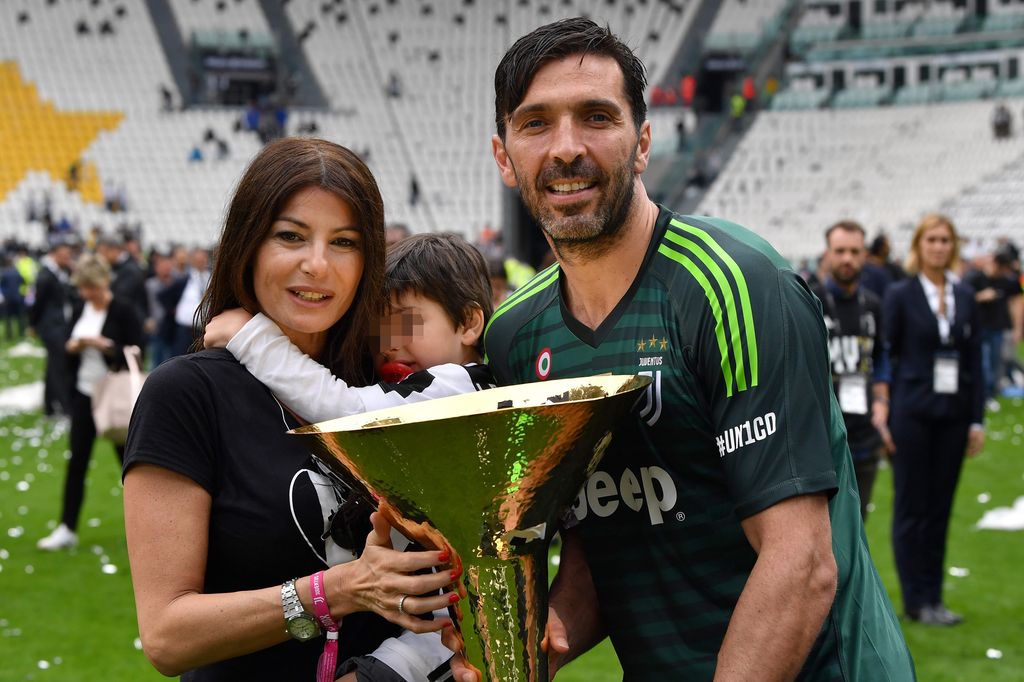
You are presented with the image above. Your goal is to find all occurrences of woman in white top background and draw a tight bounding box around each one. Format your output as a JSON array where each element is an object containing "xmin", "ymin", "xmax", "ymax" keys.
[{"xmin": 37, "ymin": 253, "xmax": 144, "ymax": 551}]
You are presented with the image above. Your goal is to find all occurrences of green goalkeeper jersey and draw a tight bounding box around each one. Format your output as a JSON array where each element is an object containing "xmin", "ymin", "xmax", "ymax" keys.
[{"xmin": 484, "ymin": 207, "xmax": 914, "ymax": 681}]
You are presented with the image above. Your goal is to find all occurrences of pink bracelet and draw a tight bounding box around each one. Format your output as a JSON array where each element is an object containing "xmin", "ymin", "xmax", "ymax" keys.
[{"xmin": 310, "ymin": 571, "xmax": 340, "ymax": 682}]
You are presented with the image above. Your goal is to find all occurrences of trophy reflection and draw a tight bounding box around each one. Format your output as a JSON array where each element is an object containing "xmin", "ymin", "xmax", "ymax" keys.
[{"xmin": 292, "ymin": 374, "xmax": 651, "ymax": 682}]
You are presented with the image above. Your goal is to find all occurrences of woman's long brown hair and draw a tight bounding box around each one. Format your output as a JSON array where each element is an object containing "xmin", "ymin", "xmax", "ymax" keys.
[{"xmin": 197, "ymin": 138, "xmax": 386, "ymax": 385}]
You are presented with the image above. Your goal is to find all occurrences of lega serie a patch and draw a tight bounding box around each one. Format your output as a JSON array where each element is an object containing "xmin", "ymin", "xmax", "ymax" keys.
[{"xmin": 535, "ymin": 348, "xmax": 552, "ymax": 380}]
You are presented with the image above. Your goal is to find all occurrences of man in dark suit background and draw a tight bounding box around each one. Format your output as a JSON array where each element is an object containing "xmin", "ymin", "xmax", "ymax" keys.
[
  {"xmin": 28, "ymin": 237, "xmax": 76, "ymax": 416},
  {"xmin": 97, "ymin": 233, "xmax": 149, "ymax": 334}
]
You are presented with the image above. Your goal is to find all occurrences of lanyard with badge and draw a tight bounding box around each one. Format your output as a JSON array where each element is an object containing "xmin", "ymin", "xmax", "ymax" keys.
[
  {"xmin": 930, "ymin": 280, "xmax": 960, "ymax": 395},
  {"xmin": 825, "ymin": 289, "xmax": 871, "ymax": 415}
]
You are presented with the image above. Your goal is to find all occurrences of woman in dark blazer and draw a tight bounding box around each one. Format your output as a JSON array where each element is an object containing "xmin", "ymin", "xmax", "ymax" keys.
[
  {"xmin": 37, "ymin": 253, "xmax": 144, "ymax": 551},
  {"xmin": 883, "ymin": 214, "xmax": 984, "ymax": 626}
]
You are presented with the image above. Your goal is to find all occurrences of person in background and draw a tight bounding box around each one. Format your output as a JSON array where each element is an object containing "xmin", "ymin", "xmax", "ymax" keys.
[
  {"xmin": 385, "ymin": 222, "xmax": 411, "ymax": 249},
  {"xmin": 98, "ymin": 233, "xmax": 149, "ymax": 340},
  {"xmin": 28, "ymin": 238, "xmax": 75, "ymax": 417},
  {"xmin": 884, "ymin": 214, "xmax": 984, "ymax": 626},
  {"xmin": 812, "ymin": 221, "xmax": 893, "ymax": 520},
  {"xmin": 37, "ymin": 253, "xmax": 143, "ymax": 551},
  {"xmin": 963, "ymin": 246, "xmax": 1023, "ymax": 404},
  {"xmin": 162, "ymin": 247, "xmax": 211, "ymax": 357},
  {"xmin": 144, "ymin": 251, "xmax": 176, "ymax": 368},
  {"xmin": 0, "ymin": 253, "xmax": 26, "ymax": 340}
]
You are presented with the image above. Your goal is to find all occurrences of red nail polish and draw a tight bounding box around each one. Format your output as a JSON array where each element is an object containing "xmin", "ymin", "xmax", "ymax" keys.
[
  {"xmin": 438, "ymin": 549, "xmax": 450, "ymax": 562},
  {"xmin": 450, "ymin": 569, "xmax": 461, "ymax": 581},
  {"xmin": 449, "ymin": 592, "xmax": 459, "ymax": 604}
]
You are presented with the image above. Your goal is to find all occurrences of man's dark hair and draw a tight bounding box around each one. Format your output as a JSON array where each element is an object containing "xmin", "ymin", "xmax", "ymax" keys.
[
  {"xmin": 868, "ymin": 234, "xmax": 890, "ymax": 257},
  {"xmin": 494, "ymin": 17, "xmax": 647, "ymax": 140},
  {"xmin": 825, "ymin": 220, "xmax": 866, "ymax": 246},
  {"xmin": 385, "ymin": 233, "xmax": 493, "ymax": 353}
]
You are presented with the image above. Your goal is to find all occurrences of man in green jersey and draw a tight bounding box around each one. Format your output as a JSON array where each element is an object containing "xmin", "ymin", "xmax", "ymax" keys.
[{"xmin": 455, "ymin": 17, "xmax": 915, "ymax": 682}]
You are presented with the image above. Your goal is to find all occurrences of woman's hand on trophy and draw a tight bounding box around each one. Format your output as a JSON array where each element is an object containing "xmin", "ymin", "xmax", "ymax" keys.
[
  {"xmin": 328, "ymin": 512, "xmax": 458, "ymax": 633},
  {"xmin": 442, "ymin": 630, "xmax": 481, "ymax": 682}
]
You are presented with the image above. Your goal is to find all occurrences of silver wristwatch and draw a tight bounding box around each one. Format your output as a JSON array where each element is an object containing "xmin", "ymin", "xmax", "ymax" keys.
[{"xmin": 281, "ymin": 579, "xmax": 321, "ymax": 641}]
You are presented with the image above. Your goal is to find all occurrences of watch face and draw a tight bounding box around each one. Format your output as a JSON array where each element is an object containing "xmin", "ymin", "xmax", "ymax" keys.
[{"xmin": 287, "ymin": 616, "xmax": 320, "ymax": 641}]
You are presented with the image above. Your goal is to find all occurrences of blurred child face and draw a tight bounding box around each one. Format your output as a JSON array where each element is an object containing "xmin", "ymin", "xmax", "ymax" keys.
[{"xmin": 377, "ymin": 291, "xmax": 476, "ymax": 372}]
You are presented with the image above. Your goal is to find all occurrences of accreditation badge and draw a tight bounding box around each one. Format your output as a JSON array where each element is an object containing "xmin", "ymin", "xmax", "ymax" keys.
[
  {"xmin": 837, "ymin": 374, "xmax": 869, "ymax": 415},
  {"xmin": 933, "ymin": 352, "xmax": 960, "ymax": 395}
]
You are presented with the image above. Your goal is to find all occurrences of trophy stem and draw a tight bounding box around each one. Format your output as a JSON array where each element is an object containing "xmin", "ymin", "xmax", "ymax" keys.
[{"xmin": 459, "ymin": 547, "xmax": 550, "ymax": 682}]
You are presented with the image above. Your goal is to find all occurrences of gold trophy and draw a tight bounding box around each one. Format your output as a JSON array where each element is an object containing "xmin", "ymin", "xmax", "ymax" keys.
[{"xmin": 292, "ymin": 374, "xmax": 650, "ymax": 682}]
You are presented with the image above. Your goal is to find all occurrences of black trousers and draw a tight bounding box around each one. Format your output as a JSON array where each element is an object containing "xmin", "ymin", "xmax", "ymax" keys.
[
  {"xmin": 889, "ymin": 409, "xmax": 968, "ymax": 613},
  {"xmin": 40, "ymin": 331, "xmax": 70, "ymax": 416},
  {"xmin": 60, "ymin": 387, "xmax": 124, "ymax": 531}
]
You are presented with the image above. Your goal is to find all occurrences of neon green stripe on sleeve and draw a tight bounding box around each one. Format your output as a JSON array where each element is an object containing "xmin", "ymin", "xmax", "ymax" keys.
[
  {"xmin": 658, "ymin": 243, "xmax": 734, "ymax": 397},
  {"xmin": 670, "ymin": 219, "xmax": 759, "ymax": 387},
  {"xmin": 663, "ymin": 229, "xmax": 747, "ymax": 392}
]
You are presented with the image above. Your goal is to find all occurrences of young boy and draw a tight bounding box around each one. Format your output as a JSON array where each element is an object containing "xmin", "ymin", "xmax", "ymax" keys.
[
  {"xmin": 204, "ymin": 232, "xmax": 496, "ymax": 420},
  {"xmin": 204, "ymin": 233, "xmax": 495, "ymax": 682}
]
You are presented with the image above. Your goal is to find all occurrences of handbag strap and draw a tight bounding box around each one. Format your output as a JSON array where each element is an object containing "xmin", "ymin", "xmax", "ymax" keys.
[{"xmin": 122, "ymin": 345, "xmax": 143, "ymax": 396}]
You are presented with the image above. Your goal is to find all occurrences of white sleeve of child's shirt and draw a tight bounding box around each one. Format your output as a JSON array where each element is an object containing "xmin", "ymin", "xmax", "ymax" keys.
[
  {"xmin": 226, "ymin": 314, "xmax": 495, "ymax": 424},
  {"xmin": 226, "ymin": 313, "xmax": 369, "ymax": 423}
]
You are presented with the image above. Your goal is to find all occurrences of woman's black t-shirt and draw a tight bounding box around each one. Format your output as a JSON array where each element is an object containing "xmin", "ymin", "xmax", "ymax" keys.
[{"xmin": 123, "ymin": 349, "xmax": 400, "ymax": 681}]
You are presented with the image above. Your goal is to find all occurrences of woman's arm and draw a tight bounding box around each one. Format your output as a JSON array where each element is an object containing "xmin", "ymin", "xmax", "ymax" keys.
[
  {"xmin": 125, "ymin": 466, "xmax": 456, "ymax": 676},
  {"xmin": 125, "ymin": 464, "xmax": 288, "ymax": 675}
]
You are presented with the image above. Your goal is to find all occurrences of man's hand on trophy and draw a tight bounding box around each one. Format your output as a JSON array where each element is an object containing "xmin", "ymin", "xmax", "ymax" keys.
[
  {"xmin": 203, "ymin": 307, "xmax": 253, "ymax": 348},
  {"xmin": 442, "ymin": 630, "xmax": 481, "ymax": 682},
  {"xmin": 330, "ymin": 512, "xmax": 458, "ymax": 633},
  {"xmin": 542, "ymin": 607, "xmax": 571, "ymax": 680}
]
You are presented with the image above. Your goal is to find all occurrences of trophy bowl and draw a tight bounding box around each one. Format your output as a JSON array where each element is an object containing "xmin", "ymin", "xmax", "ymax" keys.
[{"xmin": 291, "ymin": 374, "xmax": 651, "ymax": 682}]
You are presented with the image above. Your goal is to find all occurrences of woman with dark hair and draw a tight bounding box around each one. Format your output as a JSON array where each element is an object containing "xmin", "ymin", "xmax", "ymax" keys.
[
  {"xmin": 123, "ymin": 139, "xmax": 457, "ymax": 681},
  {"xmin": 884, "ymin": 214, "xmax": 984, "ymax": 626}
]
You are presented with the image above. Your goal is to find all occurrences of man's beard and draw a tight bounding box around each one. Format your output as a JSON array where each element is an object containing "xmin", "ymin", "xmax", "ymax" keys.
[
  {"xmin": 830, "ymin": 264, "xmax": 860, "ymax": 287},
  {"xmin": 516, "ymin": 149, "xmax": 637, "ymax": 260}
]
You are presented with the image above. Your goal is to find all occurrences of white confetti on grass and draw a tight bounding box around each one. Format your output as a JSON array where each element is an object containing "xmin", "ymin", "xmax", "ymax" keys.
[
  {"xmin": 102, "ymin": 564, "xmax": 118, "ymax": 575},
  {"xmin": 133, "ymin": 637, "xmax": 143, "ymax": 650},
  {"xmin": 37, "ymin": 660, "xmax": 50, "ymax": 669},
  {"xmin": 977, "ymin": 492, "xmax": 991, "ymax": 504},
  {"xmin": 949, "ymin": 567, "xmax": 970, "ymax": 578},
  {"xmin": 7, "ymin": 527, "xmax": 23, "ymax": 538},
  {"xmin": 987, "ymin": 648, "xmax": 1003, "ymax": 659}
]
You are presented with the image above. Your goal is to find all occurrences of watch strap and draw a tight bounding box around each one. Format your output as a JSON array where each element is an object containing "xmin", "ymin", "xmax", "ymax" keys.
[{"xmin": 310, "ymin": 571, "xmax": 339, "ymax": 682}]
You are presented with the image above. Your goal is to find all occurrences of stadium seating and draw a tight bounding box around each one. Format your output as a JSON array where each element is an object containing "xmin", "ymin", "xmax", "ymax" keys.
[
  {"xmin": 705, "ymin": 0, "xmax": 790, "ymax": 53},
  {"xmin": 286, "ymin": 0, "xmax": 701, "ymax": 239},
  {"xmin": 0, "ymin": 0, "xmax": 264, "ymax": 248},
  {"xmin": 695, "ymin": 98, "xmax": 1024, "ymax": 262}
]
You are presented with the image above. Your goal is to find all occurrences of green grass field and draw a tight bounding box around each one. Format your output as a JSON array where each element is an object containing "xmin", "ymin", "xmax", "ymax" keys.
[{"xmin": 0, "ymin": 338, "xmax": 1021, "ymax": 681}]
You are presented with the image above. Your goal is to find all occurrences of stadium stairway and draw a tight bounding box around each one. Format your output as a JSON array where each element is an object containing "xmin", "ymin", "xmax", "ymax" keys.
[
  {"xmin": 257, "ymin": 0, "xmax": 328, "ymax": 108},
  {"xmin": 143, "ymin": 0, "xmax": 190, "ymax": 105}
]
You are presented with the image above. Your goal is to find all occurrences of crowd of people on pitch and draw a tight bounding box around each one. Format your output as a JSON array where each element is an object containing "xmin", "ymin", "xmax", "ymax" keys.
[{"xmin": 799, "ymin": 218, "xmax": 1022, "ymax": 626}]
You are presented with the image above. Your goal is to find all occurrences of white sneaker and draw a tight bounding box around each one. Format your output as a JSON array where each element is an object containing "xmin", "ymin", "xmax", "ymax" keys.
[{"xmin": 37, "ymin": 524, "xmax": 78, "ymax": 551}]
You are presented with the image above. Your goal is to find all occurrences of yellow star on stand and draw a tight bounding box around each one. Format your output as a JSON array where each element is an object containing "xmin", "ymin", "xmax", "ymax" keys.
[{"xmin": 0, "ymin": 61, "xmax": 122, "ymax": 204}]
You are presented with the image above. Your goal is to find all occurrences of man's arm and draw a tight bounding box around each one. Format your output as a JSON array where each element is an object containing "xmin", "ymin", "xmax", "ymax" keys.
[{"xmin": 714, "ymin": 494, "xmax": 837, "ymax": 682}]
